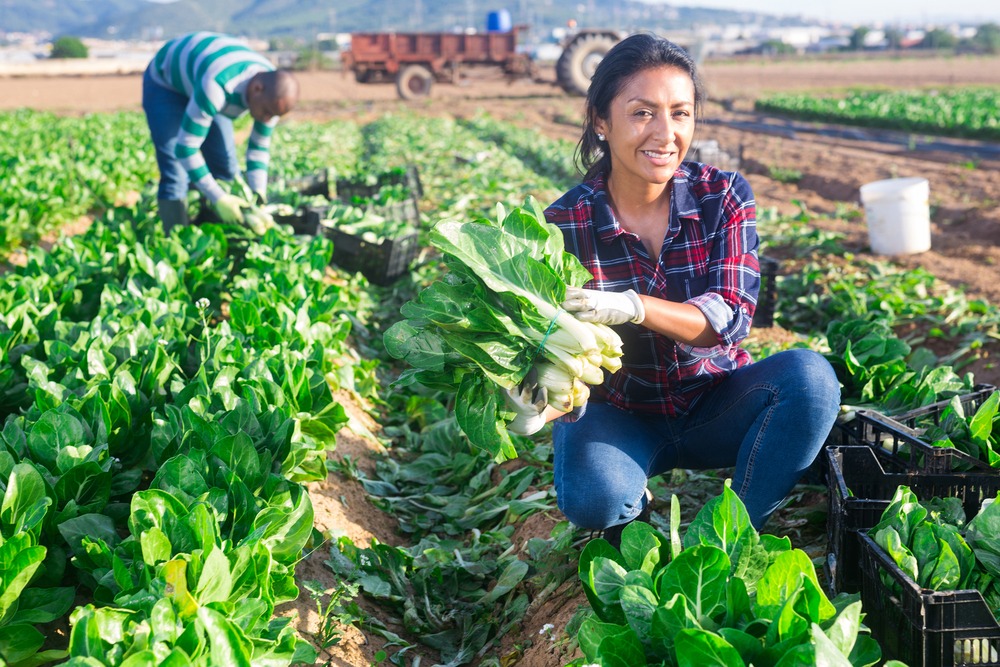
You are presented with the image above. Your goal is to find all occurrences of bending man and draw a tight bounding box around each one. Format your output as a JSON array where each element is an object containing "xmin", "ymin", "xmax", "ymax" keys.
[{"xmin": 142, "ymin": 32, "xmax": 299, "ymax": 232}]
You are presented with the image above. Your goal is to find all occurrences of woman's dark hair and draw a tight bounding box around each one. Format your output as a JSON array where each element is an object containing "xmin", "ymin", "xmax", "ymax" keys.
[{"xmin": 577, "ymin": 32, "xmax": 705, "ymax": 180}]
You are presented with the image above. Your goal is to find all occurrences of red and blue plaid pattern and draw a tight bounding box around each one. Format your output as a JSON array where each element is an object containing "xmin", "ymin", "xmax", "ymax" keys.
[{"xmin": 545, "ymin": 162, "xmax": 760, "ymax": 416}]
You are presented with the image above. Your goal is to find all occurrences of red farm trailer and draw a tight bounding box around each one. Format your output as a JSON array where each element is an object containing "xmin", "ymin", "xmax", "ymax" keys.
[
  {"xmin": 341, "ymin": 25, "xmax": 630, "ymax": 99},
  {"xmin": 341, "ymin": 26, "xmax": 537, "ymax": 100}
]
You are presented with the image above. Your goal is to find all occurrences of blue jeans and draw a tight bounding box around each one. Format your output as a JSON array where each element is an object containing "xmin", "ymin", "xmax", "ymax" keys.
[
  {"xmin": 552, "ymin": 348, "xmax": 840, "ymax": 530},
  {"xmin": 142, "ymin": 67, "xmax": 238, "ymax": 201}
]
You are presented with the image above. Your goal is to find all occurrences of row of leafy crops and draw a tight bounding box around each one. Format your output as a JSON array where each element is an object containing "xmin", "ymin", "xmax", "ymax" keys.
[
  {"xmin": 754, "ymin": 87, "xmax": 1000, "ymax": 141},
  {"xmin": 2, "ymin": 105, "xmax": 999, "ymax": 665},
  {"xmin": 0, "ymin": 111, "xmax": 158, "ymax": 255},
  {"xmin": 0, "ymin": 209, "xmax": 370, "ymax": 664},
  {"xmin": 0, "ymin": 110, "xmax": 392, "ymax": 664}
]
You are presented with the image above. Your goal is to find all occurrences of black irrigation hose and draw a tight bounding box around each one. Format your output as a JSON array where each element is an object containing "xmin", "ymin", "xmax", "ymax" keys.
[{"xmin": 703, "ymin": 112, "xmax": 1000, "ymax": 162}]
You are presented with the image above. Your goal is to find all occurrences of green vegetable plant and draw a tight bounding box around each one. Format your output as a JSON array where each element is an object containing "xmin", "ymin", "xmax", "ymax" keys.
[
  {"xmin": 384, "ymin": 198, "xmax": 623, "ymax": 461},
  {"xmin": 867, "ymin": 484, "xmax": 1000, "ymax": 638},
  {"xmin": 0, "ymin": 462, "xmax": 73, "ymax": 666},
  {"xmin": 824, "ymin": 317, "xmax": 974, "ymax": 415},
  {"xmin": 755, "ymin": 88, "xmax": 1000, "ymax": 142},
  {"xmin": 572, "ymin": 483, "xmax": 886, "ymax": 666},
  {"xmin": 919, "ymin": 391, "xmax": 1000, "ymax": 466}
]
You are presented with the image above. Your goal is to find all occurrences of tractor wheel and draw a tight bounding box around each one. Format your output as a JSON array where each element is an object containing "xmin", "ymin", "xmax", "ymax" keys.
[
  {"xmin": 396, "ymin": 64, "xmax": 433, "ymax": 100},
  {"xmin": 556, "ymin": 33, "xmax": 619, "ymax": 97}
]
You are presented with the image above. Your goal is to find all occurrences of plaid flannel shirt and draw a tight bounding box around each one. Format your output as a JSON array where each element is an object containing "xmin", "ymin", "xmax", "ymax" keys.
[{"xmin": 545, "ymin": 162, "xmax": 760, "ymax": 417}]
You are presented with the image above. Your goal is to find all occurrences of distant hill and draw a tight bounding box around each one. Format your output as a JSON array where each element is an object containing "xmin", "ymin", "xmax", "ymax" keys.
[{"xmin": 1, "ymin": 0, "xmax": 786, "ymax": 41}]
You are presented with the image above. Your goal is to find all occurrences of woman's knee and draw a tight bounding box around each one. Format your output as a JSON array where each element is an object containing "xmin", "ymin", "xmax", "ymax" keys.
[
  {"xmin": 778, "ymin": 348, "xmax": 840, "ymax": 409},
  {"xmin": 556, "ymin": 474, "xmax": 647, "ymax": 531}
]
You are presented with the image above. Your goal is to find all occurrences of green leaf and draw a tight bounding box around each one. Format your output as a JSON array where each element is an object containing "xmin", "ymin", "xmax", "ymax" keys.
[
  {"xmin": 756, "ymin": 550, "xmax": 836, "ymax": 624},
  {"xmin": 198, "ymin": 606, "xmax": 252, "ymax": 667},
  {"xmin": 619, "ymin": 520, "xmax": 668, "ymax": 574},
  {"xmin": 1, "ymin": 462, "xmax": 50, "ymax": 537},
  {"xmin": 480, "ymin": 557, "xmax": 527, "ymax": 604},
  {"xmin": 675, "ymin": 628, "xmax": 744, "ymax": 667},
  {"xmin": 26, "ymin": 410, "xmax": 86, "ymax": 471},
  {"xmin": 822, "ymin": 599, "xmax": 862, "ymax": 657},
  {"xmin": 658, "ymin": 545, "xmax": 730, "ymax": 622},
  {"xmin": 683, "ymin": 483, "xmax": 758, "ymax": 581},
  {"xmin": 970, "ymin": 391, "xmax": 999, "ymax": 446},
  {"xmin": 579, "ymin": 538, "xmax": 628, "ymax": 625},
  {"xmin": 10, "ymin": 586, "xmax": 75, "ymax": 625},
  {"xmin": 140, "ymin": 526, "xmax": 173, "ymax": 565},
  {"xmin": 0, "ymin": 534, "xmax": 46, "ymax": 621},
  {"xmin": 717, "ymin": 627, "xmax": 763, "ymax": 664},
  {"xmin": 620, "ymin": 583, "xmax": 658, "ymax": 643},
  {"xmin": 57, "ymin": 513, "xmax": 118, "ymax": 553},
  {"xmin": 196, "ymin": 546, "xmax": 233, "ymax": 605},
  {"xmin": 592, "ymin": 556, "xmax": 630, "ymax": 608},
  {"xmin": 577, "ymin": 616, "xmax": 645, "ymax": 666},
  {"xmin": 810, "ymin": 622, "xmax": 854, "ymax": 666},
  {"xmin": 0, "ymin": 623, "xmax": 45, "ymax": 664}
]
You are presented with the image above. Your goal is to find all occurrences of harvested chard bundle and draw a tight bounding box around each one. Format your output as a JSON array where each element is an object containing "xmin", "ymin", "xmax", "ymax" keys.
[{"xmin": 384, "ymin": 197, "xmax": 623, "ymax": 461}]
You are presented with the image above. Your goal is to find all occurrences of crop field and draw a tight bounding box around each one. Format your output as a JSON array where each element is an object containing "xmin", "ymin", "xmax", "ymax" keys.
[{"xmin": 1, "ymin": 54, "xmax": 1000, "ymax": 667}]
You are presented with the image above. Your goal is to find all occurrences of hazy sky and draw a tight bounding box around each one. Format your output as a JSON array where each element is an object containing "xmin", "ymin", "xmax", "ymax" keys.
[{"xmin": 670, "ymin": 0, "xmax": 999, "ymax": 25}]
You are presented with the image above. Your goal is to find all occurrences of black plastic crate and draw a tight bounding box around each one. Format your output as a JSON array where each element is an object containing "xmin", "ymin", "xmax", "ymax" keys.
[
  {"xmin": 892, "ymin": 384, "xmax": 998, "ymax": 430},
  {"xmin": 322, "ymin": 225, "xmax": 419, "ymax": 285},
  {"xmin": 753, "ymin": 254, "xmax": 780, "ymax": 328},
  {"xmin": 372, "ymin": 197, "xmax": 420, "ymax": 227},
  {"xmin": 273, "ymin": 205, "xmax": 324, "ymax": 236},
  {"xmin": 334, "ymin": 164, "xmax": 423, "ymax": 202},
  {"xmin": 854, "ymin": 385, "xmax": 998, "ymax": 474},
  {"xmin": 826, "ymin": 445, "xmax": 1000, "ymax": 597},
  {"xmin": 859, "ymin": 531, "xmax": 1000, "ymax": 666},
  {"xmin": 285, "ymin": 167, "xmax": 335, "ymax": 198}
]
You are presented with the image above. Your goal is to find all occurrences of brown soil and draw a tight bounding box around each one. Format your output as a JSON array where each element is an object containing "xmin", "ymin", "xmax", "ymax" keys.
[{"xmin": 9, "ymin": 53, "xmax": 1000, "ymax": 666}]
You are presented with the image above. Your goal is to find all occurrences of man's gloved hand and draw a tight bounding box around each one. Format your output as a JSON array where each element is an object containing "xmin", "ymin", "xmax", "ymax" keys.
[
  {"xmin": 215, "ymin": 194, "xmax": 249, "ymax": 224},
  {"xmin": 561, "ymin": 287, "xmax": 645, "ymax": 325},
  {"xmin": 505, "ymin": 367, "xmax": 548, "ymax": 436}
]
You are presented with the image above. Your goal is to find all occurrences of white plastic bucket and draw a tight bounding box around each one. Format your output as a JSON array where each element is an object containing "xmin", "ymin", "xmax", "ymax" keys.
[{"xmin": 859, "ymin": 177, "xmax": 931, "ymax": 255}]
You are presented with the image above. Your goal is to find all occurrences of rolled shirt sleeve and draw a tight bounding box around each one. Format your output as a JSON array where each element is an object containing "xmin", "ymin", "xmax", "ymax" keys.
[{"xmin": 684, "ymin": 173, "xmax": 759, "ymax": 350}]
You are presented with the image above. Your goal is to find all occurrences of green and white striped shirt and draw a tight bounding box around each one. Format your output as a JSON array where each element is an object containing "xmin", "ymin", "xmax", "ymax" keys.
[{"xmin": 149, "ymin": 32, "xmax": 278, "ymax": 202}]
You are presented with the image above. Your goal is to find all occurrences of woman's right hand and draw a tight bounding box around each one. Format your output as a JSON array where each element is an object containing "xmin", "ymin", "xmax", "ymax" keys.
[{"xmin": 561, "ymin": 287, "xmax": 645, "ymax": 325}]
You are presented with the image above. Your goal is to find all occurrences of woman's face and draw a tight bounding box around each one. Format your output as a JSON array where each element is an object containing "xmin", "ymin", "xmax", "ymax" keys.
[{"xmin": 595, "ymin": 65, "xmax": 696, "ymax": 188}]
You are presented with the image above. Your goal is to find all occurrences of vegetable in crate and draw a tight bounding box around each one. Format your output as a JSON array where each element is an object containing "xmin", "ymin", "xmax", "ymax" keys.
[
  {"xmin": 320, "ymin": 201, "xmax": 415, "ymax": 243},
  {"xmin": 383, "ymin": 197, "xmax": 624, "ymax": 462},
  {"xmin": 920, "ymin": 390, "xmax": 1000, "ymax": 466}
]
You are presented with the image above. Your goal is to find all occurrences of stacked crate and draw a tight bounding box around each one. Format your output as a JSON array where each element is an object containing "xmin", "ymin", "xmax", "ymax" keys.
[
  {"xmin": 276, "ymin": 164, "xmax": 423, "ymax": 285},
  {"xmin": 824, "ymin": 385, "xmax": 1000, "ymax": 665}
]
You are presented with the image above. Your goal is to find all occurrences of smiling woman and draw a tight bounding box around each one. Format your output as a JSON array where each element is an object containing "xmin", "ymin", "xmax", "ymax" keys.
[{"xmin": 538, "ymin": 32, "xmax": 842, "ymax": 548}]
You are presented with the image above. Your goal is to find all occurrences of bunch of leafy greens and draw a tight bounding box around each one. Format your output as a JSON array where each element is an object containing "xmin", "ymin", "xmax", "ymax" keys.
[
  {"xmin": 919, "ymin": 391, "xmax": 1000, "ymax": 466},
  {"xmin": 573, "ymin": 483, "xmax": 896, "ymax": 667},
  {"xmin": 869, "ymin": 484, "xmax": 1000, "ymax": 621},
  {"xmin": 824, "ymin": 317, "xmax": 973, "ymax": 414},
  {"xmin": 384, "ymin": 198, "xmax": 623, "ymax": 462}
]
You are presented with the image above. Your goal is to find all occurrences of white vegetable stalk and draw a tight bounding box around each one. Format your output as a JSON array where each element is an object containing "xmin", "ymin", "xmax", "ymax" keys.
[{"xmin": 523, "ymin": 298, "xmax": 625, "ymax": 414}]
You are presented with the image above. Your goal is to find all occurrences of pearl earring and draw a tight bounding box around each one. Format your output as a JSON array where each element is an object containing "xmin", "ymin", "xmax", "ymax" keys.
[{"xmin": 597, "ymin": 133, "xmax": 606, "ymax": 141}]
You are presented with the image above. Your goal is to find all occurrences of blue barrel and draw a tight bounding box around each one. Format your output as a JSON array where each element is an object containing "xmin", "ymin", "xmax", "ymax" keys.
[{"xmin": 486, "ymin": 9, "xmax": 512, "ymax": 32}]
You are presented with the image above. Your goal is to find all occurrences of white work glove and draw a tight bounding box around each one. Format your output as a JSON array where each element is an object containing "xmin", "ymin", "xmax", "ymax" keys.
[
  {"xmin": 215, "ymin": 194, "xmax": 249, "ymax": 224},
  {"xmin": 561, "ymin": 287, "xmax": 645, "ymax": 325},
  {"xmin": 505, "ymin": 367, "xmax": 548, "ymax": 436}
]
